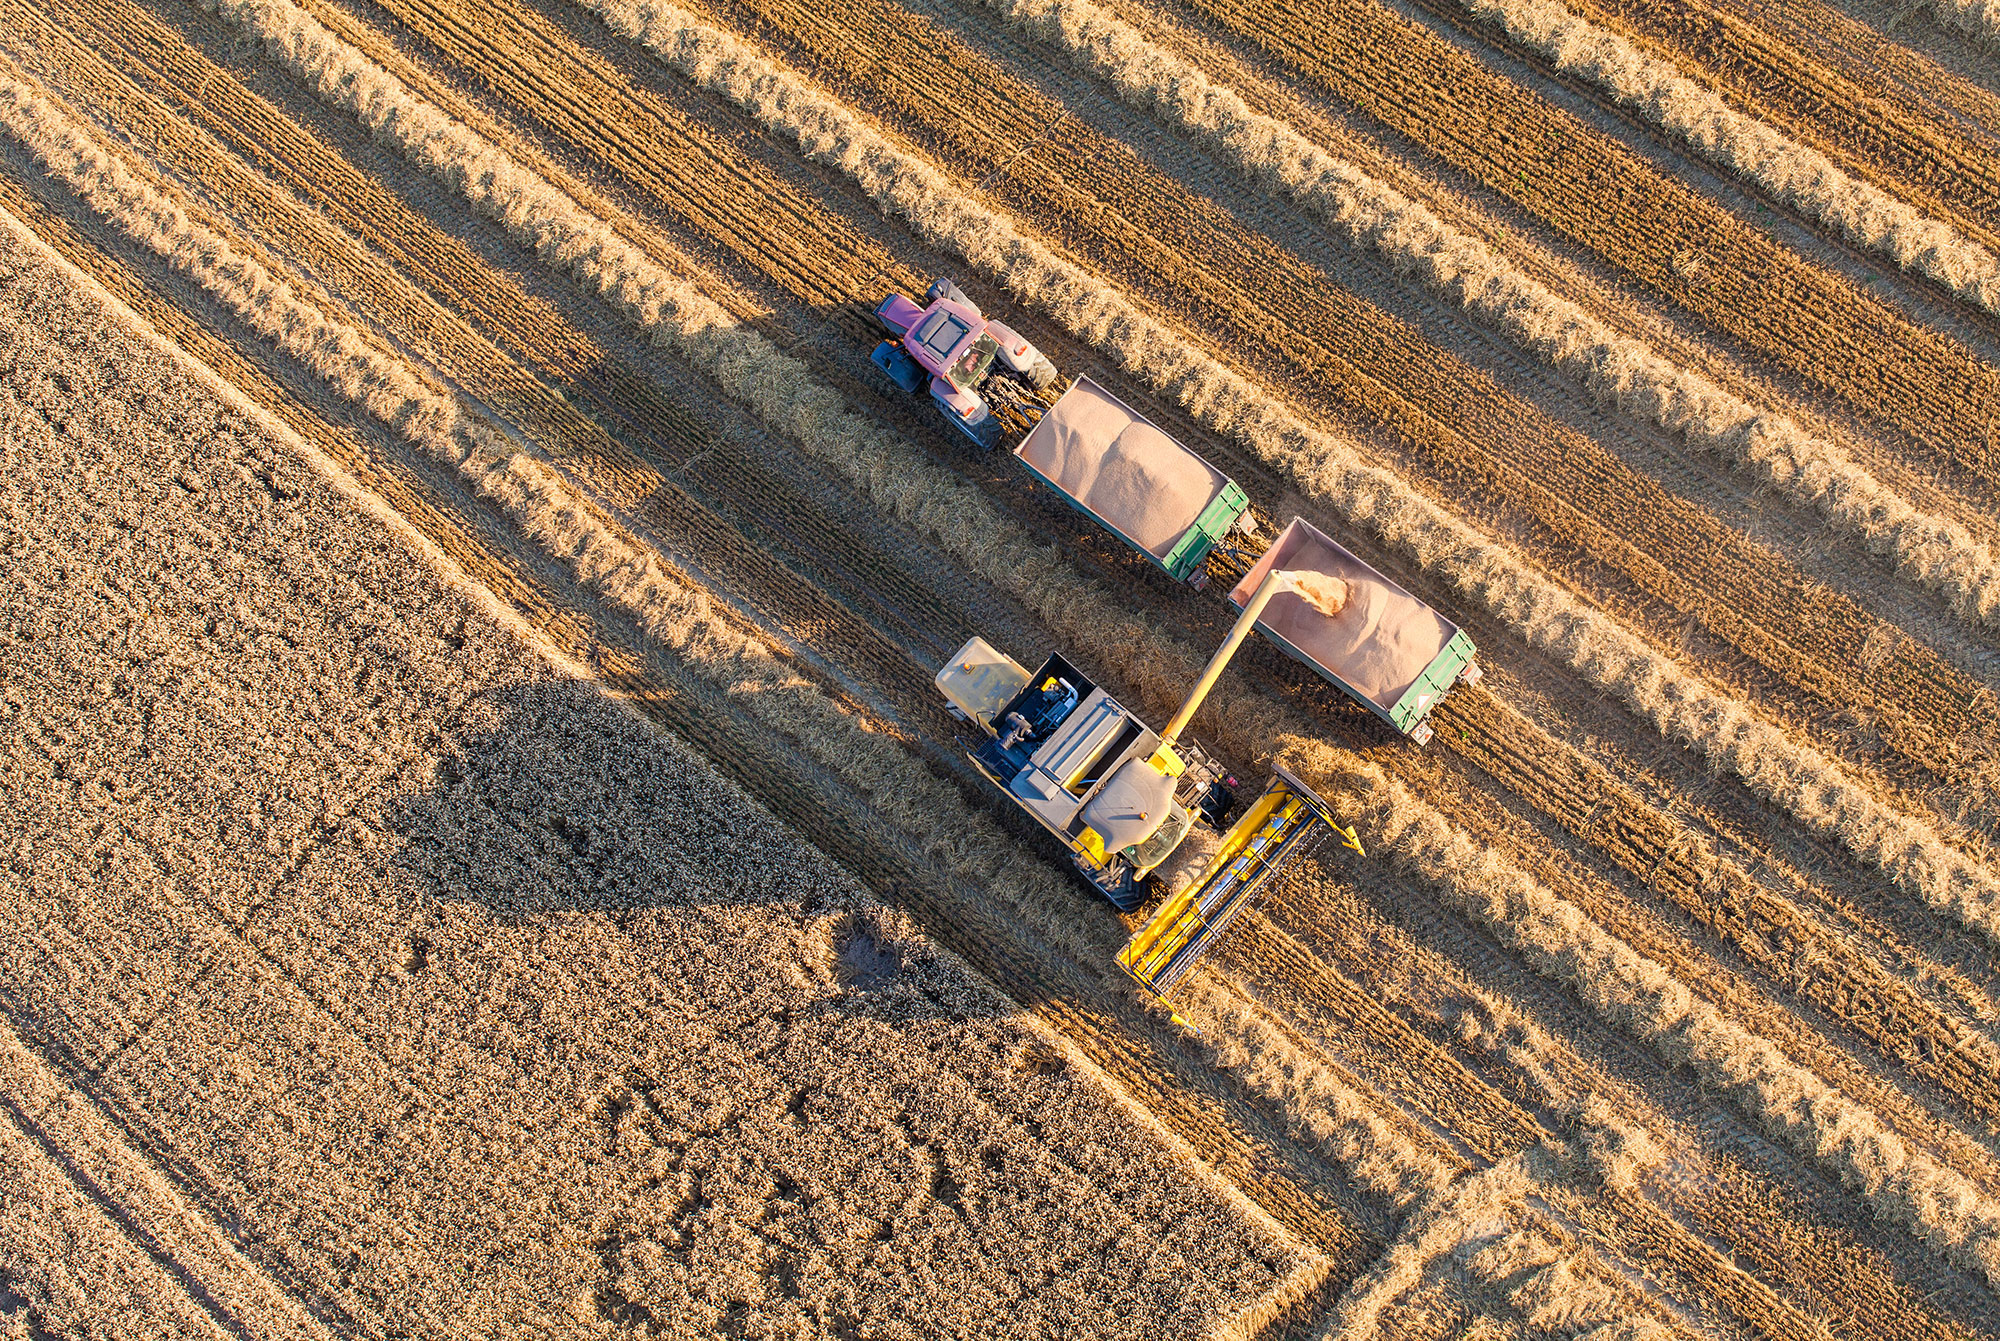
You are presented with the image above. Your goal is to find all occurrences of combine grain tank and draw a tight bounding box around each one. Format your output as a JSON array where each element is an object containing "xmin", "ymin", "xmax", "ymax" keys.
[
  {"xmin": 1233, "ymin": 518, "xmax": 1480, "ymax": 744},
  {"xmin": 1014, "ymin": 376, "xmax": 1252, "ymax": 588}
]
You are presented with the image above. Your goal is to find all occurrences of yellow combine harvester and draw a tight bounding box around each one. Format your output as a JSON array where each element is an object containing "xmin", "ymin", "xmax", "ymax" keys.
[{"xmin": 937, "ymin": 569, "xmax": 1365, "ymax": 1020}]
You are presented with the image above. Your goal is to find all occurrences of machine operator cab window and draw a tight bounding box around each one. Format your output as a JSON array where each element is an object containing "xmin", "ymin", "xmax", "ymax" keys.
[{"xmin": 913, "ymin": 309, "xmax": 998, "ymax": 391}]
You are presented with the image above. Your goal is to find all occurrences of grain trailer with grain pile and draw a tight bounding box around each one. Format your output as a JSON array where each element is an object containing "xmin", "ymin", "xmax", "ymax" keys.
[
  {"xmin": 937, "ymin": 569, "xmax": 1364, "ymax": 1019},
  {"xmin": 1013, "ymin": 376, "xmax": 1256, "ymax": 589},
  {"xmin": 1232, "ymin": 519, "xmax": 1481, "ymax": 745}
]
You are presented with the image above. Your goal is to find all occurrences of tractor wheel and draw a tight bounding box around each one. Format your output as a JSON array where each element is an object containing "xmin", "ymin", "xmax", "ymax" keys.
[{"xmin": 1021, "ymin": 353, "xmax": 1057, "ymax": 392}]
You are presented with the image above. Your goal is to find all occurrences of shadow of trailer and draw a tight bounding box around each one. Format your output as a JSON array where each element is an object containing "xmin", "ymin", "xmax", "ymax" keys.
[{"xmin": 1230, "ymin": 518, "xmax": 1481, "ymax": 745}]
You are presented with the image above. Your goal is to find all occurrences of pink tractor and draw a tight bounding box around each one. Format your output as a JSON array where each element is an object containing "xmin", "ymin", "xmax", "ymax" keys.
[{"xmin": 869, "ymin": 279, "xmax": 1058, "ymax": 448}]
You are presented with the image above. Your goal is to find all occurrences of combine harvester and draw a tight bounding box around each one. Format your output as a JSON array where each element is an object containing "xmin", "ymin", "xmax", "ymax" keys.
[
  {"xmin": 877, "ymin": 278, "xmax": 1481, "ymax": 1007},
  {"xmin": 938, "ymin": 567, "xmax": 1360, "ymax": 1019}
]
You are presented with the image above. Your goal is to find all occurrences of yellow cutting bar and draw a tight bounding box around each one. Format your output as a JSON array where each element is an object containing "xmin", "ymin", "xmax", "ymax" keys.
[{"xmin": 1118, "ymin": 765, "xmax": 1356, "ymax": 1016}]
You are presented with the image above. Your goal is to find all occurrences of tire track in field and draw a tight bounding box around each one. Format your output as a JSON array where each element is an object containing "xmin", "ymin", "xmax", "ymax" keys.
[
  {"xmin": 1544, "ymin": 0, "xmax": 2000, "ymax": 261},
  {"xmin": 278, "ymin": 0, "xmax": 2000, "ymax": 1211},
  {"xmin": 17, "ymin": 0, "xmax": 973, "ymax": 711},
  {"xmin": 0, "ymin": 52, "xmax": 1395, "ymax": 1277},
  {"xmin": 3, "ymin": 15, "xmax": 1345, "ymax": 1284},
  {"xmin": 746, "ymin": 0, "xmax": 1992, "ymax": 756},
  {"xmin": 90, "ymin": 0, "xmax": 2000, "ymax": 1320},
  {"xmin": 1272, "ymin": 867, "xmax": 1985, "ymax": 1341},
  {"xmin": 1456, "ymin": 0, "xmax": 2000, "ymax": 317},
  {"xmin": 1166, "ymin": 0, "xmax": 2000, "ymax": 508},
  {"xmin": 701, "ymin": 0, "xmax": 1998, "ymax": 833},
  {"xmin": 576, "ymin": 0, "xmax": 2000, "ymax": 968},
  {"xmin": 1446, "ymin": 954, "xmax": 1997, "ymax": 1341},
  {"xmin": 522, "ymin": 0, "xmax": 2000, "ymax": 1146},
  {"xmin": 27, "ymin": 13, "xmax": 1404, "ymax": 1266}
]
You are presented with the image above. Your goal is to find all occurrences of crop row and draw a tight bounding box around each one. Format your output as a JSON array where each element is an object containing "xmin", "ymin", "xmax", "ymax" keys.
[
  {"xmin": 170, "ymin": 0, "xmax": 2000, "ymax": 1299},
  {"xmin": 1462, "ymin": 0, "xmax": 2000, "ymax": 312},
  {"xmin": 0, "ymin": 42, "xmax": 1427, "ymax": 1291},
  {"xmin": 573, "ymin": 0, "xmax": 2000, "ymax": 951},
  {"xmin": 734, "ymin": 0, "xmax": 1990, "ymax": 809},
  {"xmin": 1172, "ymin": 0, "xmax": 2000, "ymax": 495},
  {"xmin": 970, "ymin": 0, "xmax": 2000, "ymax": 617},
  {"xmin": 395, "ymin": 0, "xmax": 2000, "ymax": 1149},
  {"xmin": 31, "ymin": 0, "xmax": 2000, "ymax": 1176},
  {"xmin": 1562, "ymin": 0, "xmax": 2000, "ymax": 254}
]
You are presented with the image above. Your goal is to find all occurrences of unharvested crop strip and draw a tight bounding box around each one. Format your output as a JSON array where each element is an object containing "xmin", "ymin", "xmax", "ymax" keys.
[
  {"xmin": 0, "ymin": 15, "xmax": 1592, "ymax": 1320},
  {"xmin": 174, "ymin": 0, "xmax": 2000, "ymax": 1288},
  {"xmin": 953, "ymin": 0, "xmax": 2000, "ymax": 626},
  {"xmin": 556, "ymin": 0, "xmax": 2000, "ymax": 955},
  {"xmin": 1461, "ymin": 0, "xmax": 2000, "ymax": 313}
]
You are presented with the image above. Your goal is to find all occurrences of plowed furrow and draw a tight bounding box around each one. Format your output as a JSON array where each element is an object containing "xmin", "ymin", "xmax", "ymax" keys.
[
  {"xmin": 1161, "ymin": 0, "xmax": 2000, "ymax": 500},
  {"xmin": 694, "ymin": 0, "xmax": 1993, "ymax": 806}
]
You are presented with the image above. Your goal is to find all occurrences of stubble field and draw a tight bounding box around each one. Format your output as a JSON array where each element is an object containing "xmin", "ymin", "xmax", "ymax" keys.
[{"xmin": 2, "ymin": 0, "xmax": 1999, "ymax": 1335}]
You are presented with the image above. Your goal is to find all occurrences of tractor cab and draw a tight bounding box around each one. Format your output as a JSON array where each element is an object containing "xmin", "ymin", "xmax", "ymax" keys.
[{"xmin": 870, "ymin": 279, "xmax": 1059, "ymax": 448}]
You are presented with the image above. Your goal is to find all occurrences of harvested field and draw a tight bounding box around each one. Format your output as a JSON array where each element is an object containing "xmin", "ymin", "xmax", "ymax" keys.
[{"xmin": 3, "ymin": 0, "xmax": 2000, "ymax": 1334}]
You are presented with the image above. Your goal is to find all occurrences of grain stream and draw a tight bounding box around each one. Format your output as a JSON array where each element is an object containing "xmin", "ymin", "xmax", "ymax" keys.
[
  {"xmin": 0, "ymin": 100, "xmax": 1328, "ymax": 1336},
  {"xmin": 958, "ymin": 0, "xmax": 2000, "ymax": 625},
  {"xmin": 0, "ymin": 51, "xmax": 1413, "ymax": 1293}
]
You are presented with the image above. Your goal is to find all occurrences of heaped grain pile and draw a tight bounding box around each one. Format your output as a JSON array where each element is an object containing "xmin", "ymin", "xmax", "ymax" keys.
[{"xmin": 0, "ymin": 224, "xmax": 1306, "ymax": 1339}]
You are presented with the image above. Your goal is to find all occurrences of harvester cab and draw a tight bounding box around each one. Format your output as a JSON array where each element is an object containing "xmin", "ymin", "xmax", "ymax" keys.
[
  {"xmin": 871, "ymin": 279, "xmax": 1057, "ymax": 448},
  {"xmin": 937, "ymin": 569, "xmax": 1366, "ymax": 1022}
]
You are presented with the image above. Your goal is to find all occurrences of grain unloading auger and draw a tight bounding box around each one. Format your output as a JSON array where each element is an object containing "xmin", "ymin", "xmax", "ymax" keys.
[{"xmin": 938, "ymin": 569, "xmax": 1365, "ymax": 1022}]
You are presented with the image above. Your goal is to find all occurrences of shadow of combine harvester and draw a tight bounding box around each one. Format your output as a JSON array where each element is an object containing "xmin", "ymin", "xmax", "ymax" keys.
[{"xmin": 872, "ymin": 278, "xmax": 1483, "ymax": 1025}]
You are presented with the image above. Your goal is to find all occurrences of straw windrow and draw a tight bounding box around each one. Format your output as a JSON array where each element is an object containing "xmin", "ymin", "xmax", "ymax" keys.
[
  {"xmin": 1468, "ymin": 0, "xmax": 2000, "ymax": 311},
  {"xmin": 132, "ymin": 2, "xmax": 2000, "ymax": 1286},
  {"xmin": 570, "ymin": 0, "xmax": 2000, "ymax": 949}
]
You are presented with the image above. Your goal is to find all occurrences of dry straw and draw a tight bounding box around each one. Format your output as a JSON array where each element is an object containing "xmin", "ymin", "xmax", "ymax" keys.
[
  {"xmin": 1920, "ymin": 0, "xmax": 2000, "ymax": 46},
  {"xmin": 128, "ymin": 4, "xmax": 2000, "ymax": 1284},
  {"xmin": 570, "ymin": 1, "xmax": 2000, "ymax": 948},
  {"xmin": 1471, "ymin": 0, "xmax": 2000, "ymax": 311},
  {"xmin": 961, "ymin": 0, "xmax": 2000, "ymax": 629},
  {"xmin": 1340, "ymin": 757, "xmax": 2000, "ymax": 1288},
  {"xmin": 0, "ymin": 59, "xmax": 1384, "ymax": 1295},
  {"xmin": 1323, "ymin": 1146, "xmax": 1673, "ymax": 1341}
]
